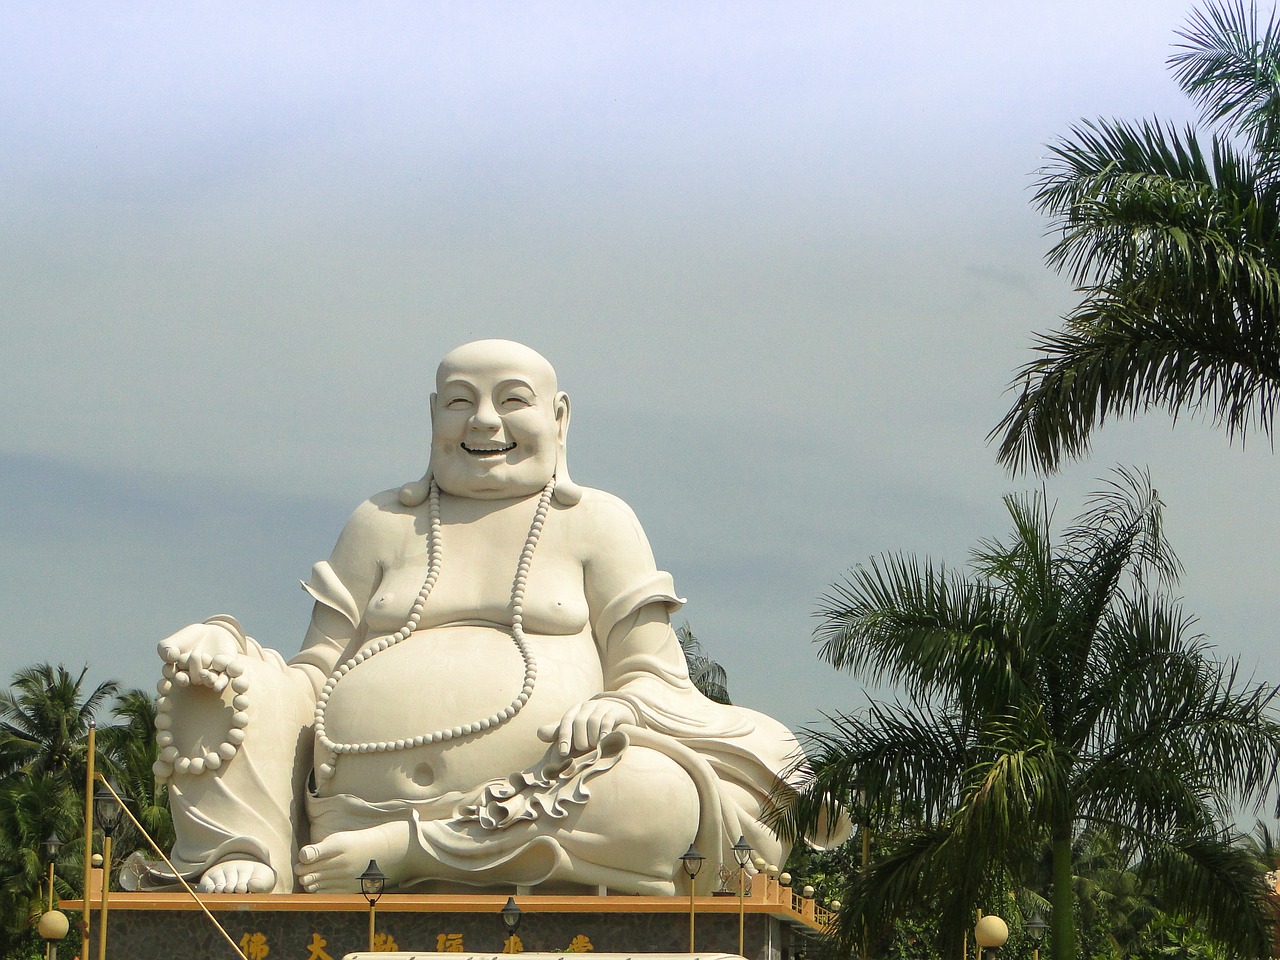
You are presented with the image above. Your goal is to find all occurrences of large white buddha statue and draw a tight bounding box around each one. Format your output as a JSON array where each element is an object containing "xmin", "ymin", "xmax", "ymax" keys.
[{"xmin": 143, "ymin": 340, "xmax": 842, "ymax": 895}]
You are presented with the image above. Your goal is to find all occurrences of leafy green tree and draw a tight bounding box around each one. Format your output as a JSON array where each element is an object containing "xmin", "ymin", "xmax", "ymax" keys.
[
  {"xmin": 785, "ymin": 803, "xmax": 951, "ymax": 960},
  {"xmin": 0, "ymin": 664, "xmax": 119, "ymax": 959},
  {"xmin": 96, "ymin": 689, "xmax": 173, "ymax": 856},
  {"xmin": 0, "ymin": 664, "xmax": 117, "ymax": 788},
  {"xmin": 0, "ymin": 667, "xmax": 172, "ymax": 960},
  {"xmin": 0, "ymin": 773, "xmax": 82, "ymax": 959},
  {"xmin": 992, "ymin": 2, "xmax": 1280, "ymax": 473},
  {"xmin": 785, "ymin": 471, "xmax": 1280, "ymax": 960}
]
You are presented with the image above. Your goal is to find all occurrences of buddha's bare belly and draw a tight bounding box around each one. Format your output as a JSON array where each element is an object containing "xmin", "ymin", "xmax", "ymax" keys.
[{"xmin": 317, "ymin": 624, "xmax": 604, "ymax": 803}]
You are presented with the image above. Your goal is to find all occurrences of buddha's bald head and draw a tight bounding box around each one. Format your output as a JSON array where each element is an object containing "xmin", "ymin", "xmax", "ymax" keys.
[
  {"xmin": 427, "ymin": 339, "xmax": 571, "ymax": 501},
  {"xmin": 435, "ymin": 339, "xmax": 559, "ymax": 396}
]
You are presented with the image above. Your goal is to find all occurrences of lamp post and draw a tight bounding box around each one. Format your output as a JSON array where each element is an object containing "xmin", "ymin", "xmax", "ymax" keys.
[
  {"xmin": 41, "ymin": 833, "xmax": 63, "ymax": 960},
  {"xmin": 501, "ymin": 896, "xmax": 523, "ymax": 952},
  {"xmin": 92, "ymin": 780, "xmax": 123, "ymax": 960},
  {"xmin": 974, "ymin": 914, "xmax": 1009, "ymax": 960},
  {"xmin": 680, "ymin": 844, "xmax": 705, "ymax": 954},
  {"xmin": 851, "ymin": 777, "xmax": 870, "ymax": 960},
  {"xmin": 37, "ymin": 909, "xmax": 68, "ymax": 960},
  {"xmin": 732, "ymin": 835, "xmax": 752, "ymax": 958},
  {"xmin": 81, "ymin": 720, "xmax": 95, "ymax": 948},
  {"xmin": 42, "ymin": 833, "xmax": 62, "ymax": 912},
  {"xmin": 357, "ymin": 859, "xmax": 387, "ymax": 952},
  {"xmin": 1025, "ymin": 914, "xmax": 1047, "ymax": 960}
]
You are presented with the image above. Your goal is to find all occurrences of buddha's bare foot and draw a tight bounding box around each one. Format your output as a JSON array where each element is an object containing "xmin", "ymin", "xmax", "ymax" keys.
[
  {"xmin": 198, "ymin": 858, "xmax": 275, "ymax": 893},
  {"xmin": 295, "ymin": 820, "xmax": 412, "ymax": 893}
]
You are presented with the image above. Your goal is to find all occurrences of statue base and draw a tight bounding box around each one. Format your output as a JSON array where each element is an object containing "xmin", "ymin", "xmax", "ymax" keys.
[{"xmin": 64, "ymin": 882, "xmax": 832, "ymax": 960}]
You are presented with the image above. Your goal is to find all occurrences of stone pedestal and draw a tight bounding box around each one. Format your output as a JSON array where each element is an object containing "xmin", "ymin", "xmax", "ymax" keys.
[{"xmin": 65, "ymin": 889, "xmax": 831, "ymax": 960}]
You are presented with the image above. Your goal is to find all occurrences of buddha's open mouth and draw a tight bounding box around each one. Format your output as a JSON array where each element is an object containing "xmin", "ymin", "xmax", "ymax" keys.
[{"xmin": 461, "ymin": 441, "xmax": 516, "ymax": 457}]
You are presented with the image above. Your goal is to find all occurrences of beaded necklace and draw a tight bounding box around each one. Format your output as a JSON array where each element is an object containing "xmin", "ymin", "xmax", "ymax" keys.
[{"xmin": 311, "ymin": 477, "xmax": 553, "ymax": 782}]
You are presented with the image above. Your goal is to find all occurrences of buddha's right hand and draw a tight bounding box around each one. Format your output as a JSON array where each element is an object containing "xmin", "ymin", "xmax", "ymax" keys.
[{"xmin": 157, "ymin": 615, "xmax": 250, "ymax": 693}]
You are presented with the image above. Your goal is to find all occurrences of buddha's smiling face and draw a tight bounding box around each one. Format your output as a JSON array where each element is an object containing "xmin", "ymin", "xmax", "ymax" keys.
[{"xmin": 429, "ymin": 340, "xmax": 568, "ymax": 500}]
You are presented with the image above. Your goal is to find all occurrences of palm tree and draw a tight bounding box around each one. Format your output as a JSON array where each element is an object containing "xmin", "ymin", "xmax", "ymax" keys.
[
  {"xmin": 785, "ymin": 470, "xmax": 1280, "ymax": 960},
  {"xmin": 0, "ymin": 664, "xmax": 117, "ymax": 958},
  {"xmin": 992, "ymin": 2, "xmax": 1280, "ymax": 473},
  {"xmin": 676, "ymin": 623, "xmax": 732, "ymax": 704},
  {"xmin": 0, "ymin": 663, "xmax": 117, "ymax": 790},
  {"xmin": 0, "ymin": 774, "xmax": 81, "ymax": 937},
  {"xmin": 97, "ymin": 689, "xmax": 173, "ymax": 855}
]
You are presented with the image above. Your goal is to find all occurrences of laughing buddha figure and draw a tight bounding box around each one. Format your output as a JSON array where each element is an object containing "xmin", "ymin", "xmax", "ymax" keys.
[{"xmin": 142, "ymin": 339, "xmax": 845, "ymax": 895}]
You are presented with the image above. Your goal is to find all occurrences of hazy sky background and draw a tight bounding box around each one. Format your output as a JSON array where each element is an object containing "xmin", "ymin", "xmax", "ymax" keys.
[{"xmin": 2, "ymin": 2, "xmax": 1277, "ymax": 734}]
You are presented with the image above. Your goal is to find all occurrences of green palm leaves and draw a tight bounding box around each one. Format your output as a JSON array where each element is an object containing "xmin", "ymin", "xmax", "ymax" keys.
[
  {"xmin": 0, "ymin": 665, "xmax": 167, "ymax": 957},
  {"xmin": 677, "ymin": 623, "xmax": 733, "ymax": 705},
  {"xmin": 993, "ymin": 1, "xmax": 1280, "ymax": 472},
  {"xmin": 787, "ymin": 471, "xmax": 1280, "ymax": 960},
  {"xmin": 0, "ymin": 664, "xmax": 117, "ymax": 786}
]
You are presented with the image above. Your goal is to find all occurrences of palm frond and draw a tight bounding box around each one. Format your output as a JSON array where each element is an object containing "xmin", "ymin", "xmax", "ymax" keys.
[
  {"xmin": 1137, "ymin": 829, "xmax": 1279, "ymax": 959},
  {"xmin": 675, "ymin": 623, "xmax": 732, "ymax": 704},
  {"xmin": 994, "ymin": 87, "xmax": 1280, "ymax": 474},
  {"xmin": 816, "ymin": 557, "xmax": 1027, "ymax": 712},
  {"xmin": 782, "ymin": 703, "xmax": 972, "ymax": 842},
  {"xmin": 1172, "ymin": 0, "xmax": 1280, "ymax": 166},
  {"xmin": 991, "ymin": 285, "xmax": 1280, "ymax": 472}
]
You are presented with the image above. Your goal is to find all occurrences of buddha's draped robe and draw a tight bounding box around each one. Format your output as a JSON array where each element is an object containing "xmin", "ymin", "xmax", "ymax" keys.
[{"xmin": 151, "ymin": 488, "xmax": 841, "ymax": 893}]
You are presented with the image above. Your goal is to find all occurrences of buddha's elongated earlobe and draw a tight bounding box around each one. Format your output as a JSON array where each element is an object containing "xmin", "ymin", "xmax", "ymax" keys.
[
  {"xmin": 553, "ymin": 455, "xmax": 581, "ymax": 506},
  {"xmin": 552, "ymin": 391, "xmax": 581, "ymax": 506},
  {"xmin": 399, "ymin": 471, "xmax": 432, "ymax": 507},
  {"xmin": 402, "ymin": 392, "xmax": 437, "ymax": 507}
]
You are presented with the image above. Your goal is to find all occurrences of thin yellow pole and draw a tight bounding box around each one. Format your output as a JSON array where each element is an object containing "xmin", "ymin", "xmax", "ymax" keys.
[
  {"xmin": 860, "ymin": 806, "xmax": 870, "ymax": 960},
  {"xmin": 93, "ymin": 776, "xmax": 249, "ymax": 960},
  {"xmin": 96, "ymin": 834, "xmax": 111, "ymax": 960},
  {"xmin": 368, "ymin": 902, "xmax": 376, "ymax": 952},
  {"xmin": 46, "ymin": 859, "xmax": 55, "ymax": 960},
  {"xmin": 688, "ymin": 881, "xmax": 696, "ymax": 954},
  {"xmin": 81, "ymin": 721, "xmax": 95, "ymax": 946},
  {"xmin": 737, "ymin": 866, "xmax": 746, "ymax": 957}
]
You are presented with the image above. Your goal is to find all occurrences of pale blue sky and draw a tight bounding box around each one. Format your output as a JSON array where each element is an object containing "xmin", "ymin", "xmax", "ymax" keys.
[{"xmin": 2, "ymin": 1, "xmax": 1276, "ymax": 733}]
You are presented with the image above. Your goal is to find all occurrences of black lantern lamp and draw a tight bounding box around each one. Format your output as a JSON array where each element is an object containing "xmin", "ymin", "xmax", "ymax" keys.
[
  {"xmin": 42, "ymin": 832, "xmax": 63, "ymax": 912},
  {"xmin": 358, "ymin": 860, "xmax": 387, "ymax": 906},
  {"xmin": 501, "ymin": 896, "xmax": 523, "ymax": 936},
  {"xmin": 42, "ymin": 832, "xmax": 63, "ymax": 864},
  {"xmin": 92, "ymin": 782, "xmax": 122, "ymax": 838},
  {"xmin": 680, "ymin": 844, "xmax": 705, "ymax": 880},
  {"xmin": 1025, "ymin": 913, "xmax": 1047, "ymax": 960}
]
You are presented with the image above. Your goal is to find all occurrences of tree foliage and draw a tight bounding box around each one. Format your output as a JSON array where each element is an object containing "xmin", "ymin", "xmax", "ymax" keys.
[
  {"xmin": 993, "ymin": 1, "xmax": 1280, "ymax": 473},
  {"xmin": 677, "ymin": 622, "xmax": 733, "ymax": 704},
  {"xmin": 0, "ymin": 665, "xmax": 167, "ymax": 960},
  {"xmin": 784, "ymin": 471, "xmax": 1280, "ymax": 960}
]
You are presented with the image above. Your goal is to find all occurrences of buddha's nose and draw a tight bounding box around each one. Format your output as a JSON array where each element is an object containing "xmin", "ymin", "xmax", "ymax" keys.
[{"xmin": 470, "ymin": 399, "xmax": 501, "ymax": 429}]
